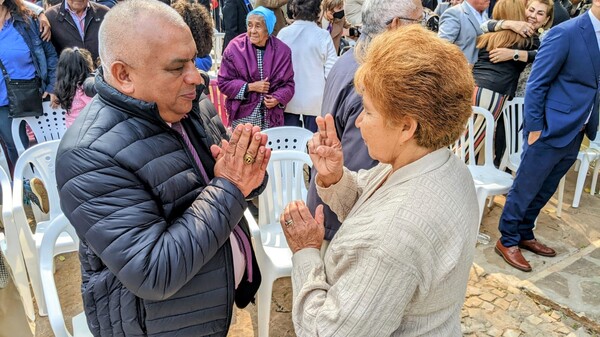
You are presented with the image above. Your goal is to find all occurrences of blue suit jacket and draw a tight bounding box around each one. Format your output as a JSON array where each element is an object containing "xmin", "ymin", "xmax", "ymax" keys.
[{"xmin": 524, "ymin": 13, "xmax": 600, "ymax": 147}]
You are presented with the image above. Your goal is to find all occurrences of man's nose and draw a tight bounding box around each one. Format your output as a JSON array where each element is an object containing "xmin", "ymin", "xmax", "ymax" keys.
[{"xmin": 186, "ymin": 67, "xmax": 203, "ymax": 85}]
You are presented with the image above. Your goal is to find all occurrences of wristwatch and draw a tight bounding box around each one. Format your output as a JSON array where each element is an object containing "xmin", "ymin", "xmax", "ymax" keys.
[{"xmin": 513, "ymin": 50, "xmax": 520, "ymax": 61}]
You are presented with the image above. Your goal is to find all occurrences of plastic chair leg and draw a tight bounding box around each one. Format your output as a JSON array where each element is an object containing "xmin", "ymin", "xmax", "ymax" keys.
[
  {"xmin": 6, "ymin": 250, "xmax": 36, "ymax": 322},
  {"xmin": 572, "ymin": 157, "xmax": 590, "ymax": 208},
  {"xmin": 556, "ymin": 176, "xmax": 565, "ymax": 218},
  {"xmin": 591, "ymin": 163, "xmax": 599, "ymax": 195},
  {"xmin": 257, "ymin": 277, "xmax": 274, "ymax": 337},
  {"xmin": 487, "ymin": 196, "xmax": 495, "ymax": 208},
  {"xmin": 21, "ymin": 248, "xmax": 48, "ymax": 316},
  {"xmin": 475, "ymin": 188, "xmax": 490, "ymax": 244}
]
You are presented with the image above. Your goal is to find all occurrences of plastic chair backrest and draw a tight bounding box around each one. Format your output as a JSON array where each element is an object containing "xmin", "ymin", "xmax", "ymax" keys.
[
  {"xmin": 0, "ymin": 166, "xmax": 36, "ymax": 324},
  {"xmin": 39, "ymin": 213, "xmax": 92, "ymax": 337},
  {"xmin": 212, "ymin": 31, "xmax": 225, "ymax": 67},
  {"xmin": 502, "ymin": 97, "xmax": 525, "ymax": 168},
  {"xmin": 13, "ymin": 140, "xmax": 62, "ymax": 221},
  {"xmin": 262, "ymin": 126, "xmax": 313, "ymax": 152},
  {"xmin": 12, "ymin": 101, "xmax": 67, "ymax": 155},
  {"xmin": 0, "ymin": 146, "xmax": 9, "ymax": 178},
  {"xmin": 258, "ymin": 151, "xmax": 313, "ymax": 230},
  {"xmin": 12, "ymin": 140, "xmax": 79, "ymax": 316},
  {"xmin": 454, "ymin": 106, "xmax": 495, "ymax": 167},
  {"xmin": 208, "ymin": 79, "xmax": 229, "ymax": 127}
]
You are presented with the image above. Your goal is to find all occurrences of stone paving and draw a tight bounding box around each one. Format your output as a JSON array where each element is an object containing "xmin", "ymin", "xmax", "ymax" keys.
[
  {"xmin": 474, "ymin": 169, "xmax": 600, "ymax": 336},
  {"xmin": 461, "ymin": 265, "xmax": 593, "ymax": 337}
]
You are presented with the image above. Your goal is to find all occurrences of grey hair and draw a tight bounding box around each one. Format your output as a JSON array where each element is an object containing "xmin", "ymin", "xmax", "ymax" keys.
[
  {"xmin": 356, "ymin": 0, "xmax": 422, "ymax": 55},
  {"xmin": 98, "ymin": 0, "xmax": 188, "ymax": 78}
]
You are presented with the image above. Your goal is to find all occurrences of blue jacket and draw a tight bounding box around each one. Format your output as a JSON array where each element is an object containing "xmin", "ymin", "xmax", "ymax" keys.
[
  {"xmin": 524, "ymin": 13, "xmax": 600, "ymax": 147},
  {"xmin": 13, "ymin": 14, "xmax": 58, "ymax": 94}
]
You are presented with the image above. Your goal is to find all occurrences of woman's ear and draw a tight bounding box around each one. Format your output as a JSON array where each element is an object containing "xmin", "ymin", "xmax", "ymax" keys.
[{"xmin": 397, "ymin": 116, "xmax": 419, "ymax": 143}]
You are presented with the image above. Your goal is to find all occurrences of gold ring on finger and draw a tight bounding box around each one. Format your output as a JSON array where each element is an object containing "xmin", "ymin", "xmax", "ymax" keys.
[
  {"xmin": 244, "ymin": 153, "xmax": 255, "ymax": 165},
  {"xmin": 285, "ymin": 219, "xmax": 294, "ymax": 227}
]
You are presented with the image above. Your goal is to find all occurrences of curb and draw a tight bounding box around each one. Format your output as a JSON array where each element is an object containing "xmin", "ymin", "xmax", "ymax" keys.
[{"xmin": 474, "ymin": 239, "xmax": 600, "ymax": 334}]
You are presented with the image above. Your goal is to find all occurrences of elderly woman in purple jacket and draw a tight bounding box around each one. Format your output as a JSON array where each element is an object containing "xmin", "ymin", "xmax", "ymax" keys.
[{"xmin": 218, "ymin": 6, "xmax": 295, "ymax": 129}]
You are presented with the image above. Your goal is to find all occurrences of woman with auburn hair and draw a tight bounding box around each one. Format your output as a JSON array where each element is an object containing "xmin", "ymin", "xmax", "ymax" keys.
[
  {"xmin": 471, "ymin": 0, "xmax": 540, "ymax": 166},
  {"xmin": 279, "ymin": 25, "xmax": 479, "ymax": 336}
]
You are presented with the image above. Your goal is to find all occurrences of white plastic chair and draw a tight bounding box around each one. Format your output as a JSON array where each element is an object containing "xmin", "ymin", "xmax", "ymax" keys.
[
  {"xmin": 211, "ymin": 31, "xmax": 225, "ymax": 69},
  {"xmin": 39, "ymin": 213, "xmax": 92, "ymax": 337},
  {"xmin": 0, "ymin": 166, "xmax": 36, "ymax": 329},
  {"xmin": 262, "ymin": 126, "xmax": 313, "ymax": 152},
  {"xmin": 12, "ymin": 101, "xmax": 67, "ymax": 155},
  {"xmin": 556, "ymin": 132, "xmax": 600, "ymax": 214},
  {"xmin": 249, "ymin": 150, "xmax": 312, "ymax": 337},
  {"xmin": 12, "ymin": 140, "xmax": 79, "ymax": 316},
  {"xmin": 499, "ymin": 97, "xmax": 525, "ymax": 173},
  {"xmin": 454, "ymin": 107, "xmax": 514, "ymax": 240},
  {"xmin": 0, "ymin": 146, "xmax": 9, "ymax": 177}
]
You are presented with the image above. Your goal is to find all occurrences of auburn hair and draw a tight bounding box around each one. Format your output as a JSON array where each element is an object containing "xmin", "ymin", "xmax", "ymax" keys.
[{"xmin": 354, "ymin": 25, "xmax": 474, "ymax": 150}]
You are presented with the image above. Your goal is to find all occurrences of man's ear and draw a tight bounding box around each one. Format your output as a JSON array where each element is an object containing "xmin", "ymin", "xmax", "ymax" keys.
[{"xmin": 109, "ymin": 61, "xmax": 135, "ymax": 95}]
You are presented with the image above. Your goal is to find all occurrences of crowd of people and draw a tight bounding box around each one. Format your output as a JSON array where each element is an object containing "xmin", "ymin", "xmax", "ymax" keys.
[{"xmin": 0, "ymin": 0, "xmax": 598, "ymax": 335}]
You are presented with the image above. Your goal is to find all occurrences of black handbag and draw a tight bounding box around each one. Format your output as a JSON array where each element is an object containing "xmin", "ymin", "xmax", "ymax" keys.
[{"xmin": 0, "ymin": 59, "xmax": 43, "ymax": 118}]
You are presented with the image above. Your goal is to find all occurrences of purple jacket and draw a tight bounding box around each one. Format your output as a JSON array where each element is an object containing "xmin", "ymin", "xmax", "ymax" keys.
[{"xmin": 218, "ymin": 34, "xmax": 295, "ymax": 127}]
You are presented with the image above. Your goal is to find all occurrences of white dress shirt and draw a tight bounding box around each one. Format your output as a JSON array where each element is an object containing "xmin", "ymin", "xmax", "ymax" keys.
[{"xmin": 464, "ymin": 0, "xmax": 489, "ymax": 25}]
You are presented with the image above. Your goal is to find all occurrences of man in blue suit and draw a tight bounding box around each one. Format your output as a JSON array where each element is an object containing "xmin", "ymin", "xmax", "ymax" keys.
[{"xmin": 496, "ymin": 2, "xmax": 600, "ymax": 272}]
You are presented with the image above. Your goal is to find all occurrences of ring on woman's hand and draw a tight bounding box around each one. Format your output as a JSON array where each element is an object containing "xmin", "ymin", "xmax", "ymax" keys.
[
  {"xmin": 523, "ymin": 29, "xmax": 528, "ymax": 34},
  {"xmin": 244, "ymin": 153, "xmax": 255, "ymax": 165},
  {"xmin": 284, "ymin": 219, "xmax": 294, "ymax": 227}
]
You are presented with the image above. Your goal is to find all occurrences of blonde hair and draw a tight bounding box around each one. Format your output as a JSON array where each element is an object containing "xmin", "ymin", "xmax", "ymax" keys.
[
  {"xmin": 527, "ymin": 0, "xmax": 554, "ymax": 31},
  {"xmin": 477, "ymin": 0, "xmax": 530, "ymax": 51},
  {"xmin": 354, "ymin": 25, "xmax": 474, "ymax": 150},
  {"xmin": 322, "ymin": 0, "xmax": 344, "ymax": 11}
]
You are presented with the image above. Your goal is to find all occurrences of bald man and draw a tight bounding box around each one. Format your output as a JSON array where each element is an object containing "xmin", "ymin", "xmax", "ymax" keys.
[{"xmin": 56, "ymin": 0, "xmax": 269, "ymax": 335}]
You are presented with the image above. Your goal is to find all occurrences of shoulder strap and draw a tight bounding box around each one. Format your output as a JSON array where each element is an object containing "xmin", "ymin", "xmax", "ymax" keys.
[{"xmin": 0, "ymin": 58, "xmax": 11, "ymax": 82}]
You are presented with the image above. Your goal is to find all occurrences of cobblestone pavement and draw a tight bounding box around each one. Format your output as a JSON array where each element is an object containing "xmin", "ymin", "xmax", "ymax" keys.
[
  {"xmin": 225, "ymin": 265, "xmax": 599, "ymax": 337},
  {"xmin": 461, "ymin": 265, "xmax": 597, "ymax": 337}
]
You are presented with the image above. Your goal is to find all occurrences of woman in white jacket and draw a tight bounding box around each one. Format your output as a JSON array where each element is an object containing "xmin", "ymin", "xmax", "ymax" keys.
[{"xmin": 278, "ymin": 0, "xmax": 337, "ymax": 132}]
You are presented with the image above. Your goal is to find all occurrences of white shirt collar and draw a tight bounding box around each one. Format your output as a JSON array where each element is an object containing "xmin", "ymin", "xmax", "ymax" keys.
[
  {"xmin": 589, "ymin": 10, "xmax": 600, "ymax": 33},
  {"xmin": 464, "ymin": 1, "xmax": 488, "ymax": 24}
]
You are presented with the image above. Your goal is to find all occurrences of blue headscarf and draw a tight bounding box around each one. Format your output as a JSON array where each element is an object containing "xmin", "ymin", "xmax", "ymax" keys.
[{"xmin": 246, "ymin": 6, "xmax": 276, "ymax": 35}]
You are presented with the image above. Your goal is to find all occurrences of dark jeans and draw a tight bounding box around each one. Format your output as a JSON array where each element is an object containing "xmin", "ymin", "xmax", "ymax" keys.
[
  {"xmin": 498, "ymin": 131, "xmax": 584, "ymax": 247},
  {"xmin": 0, "ymin": 106, "xmax": 29, "ymax": 175},
  {"xmin": 283, "ymin": 113, "xmax": 318, "ymax": 133}
]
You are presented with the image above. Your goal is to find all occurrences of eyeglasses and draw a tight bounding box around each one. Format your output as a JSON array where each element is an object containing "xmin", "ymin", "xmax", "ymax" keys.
[{"xmin": 385, "ymin": 16, "xmax": 424, "ymax": 26}]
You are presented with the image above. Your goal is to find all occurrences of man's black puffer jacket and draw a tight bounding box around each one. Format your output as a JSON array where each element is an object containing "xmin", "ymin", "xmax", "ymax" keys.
[{"xmin": 56, "ymin": 73, "xmax": 262, "ymax": 337}]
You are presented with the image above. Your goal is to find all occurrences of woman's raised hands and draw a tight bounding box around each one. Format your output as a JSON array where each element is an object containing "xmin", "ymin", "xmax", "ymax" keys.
[{"xmin": 308, "ymin": 114, "xmax": 344, "ymax": 187}]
